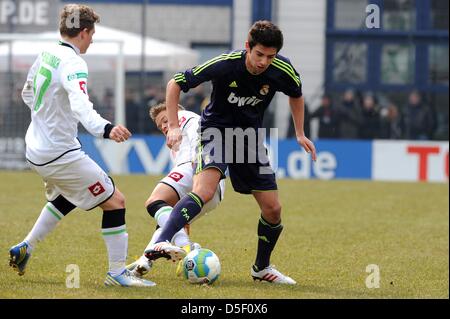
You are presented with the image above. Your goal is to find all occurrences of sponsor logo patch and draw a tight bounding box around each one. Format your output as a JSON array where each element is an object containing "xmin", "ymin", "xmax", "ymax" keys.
[
  {"xmin": 88, "ymin": 181, "xmax": 105, "ymax": 197},
  {"xmin": 229, "ymin": 80, "xmax": 238, "ymax": 88},
  {"xmin": 168, "ymin": 172, "xmax": 184, "ymax": 182},
  {"xmin": 79, "ymin": 81, "xmax": 87, "ymax": 94},
  {"xmin": 227, "ymin": 92, "xmax": 263, "ymax": 107}
]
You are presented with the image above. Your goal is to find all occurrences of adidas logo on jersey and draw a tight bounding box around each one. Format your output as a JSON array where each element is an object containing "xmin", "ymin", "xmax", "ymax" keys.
[
  {"xmin": 229, "ymin": 81, "xmax": 238, "ymax": 88},
  {"xmin": 227, "ymin": 92, "xmax": 263, "ymax": 107}
]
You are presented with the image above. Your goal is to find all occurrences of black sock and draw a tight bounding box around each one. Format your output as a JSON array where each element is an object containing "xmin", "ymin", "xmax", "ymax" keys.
[
  {"xmin": 254, "ymin": 215, "xmax": 283, "ymax": 271},
  {"xmin": 50, "ymin": 195, "xmax": 76, "ymax": 216}
]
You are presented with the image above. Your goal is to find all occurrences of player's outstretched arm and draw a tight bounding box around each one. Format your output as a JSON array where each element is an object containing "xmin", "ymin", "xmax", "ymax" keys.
[
  {"xmin": 165, "ymin": 79, "xmax": 183, "ymax": 151},
  {"xmin": 289, "ymin": 96, "xmax": 317, "ymax": 161},
  {"xmin": 106, "ymin": 124, "xmax": 131, "ymax": 143}
]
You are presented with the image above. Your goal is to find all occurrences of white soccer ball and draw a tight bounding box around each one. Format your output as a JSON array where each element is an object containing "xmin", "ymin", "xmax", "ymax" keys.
[{"xmin": 182, "ymin": 248, "xmax": 221, "ymax": 285}]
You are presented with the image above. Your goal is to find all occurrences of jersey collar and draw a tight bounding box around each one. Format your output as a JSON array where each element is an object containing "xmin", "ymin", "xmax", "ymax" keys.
[{"xmin": 58, "ymin": 40, "xmax": 81, "ymax": 55}]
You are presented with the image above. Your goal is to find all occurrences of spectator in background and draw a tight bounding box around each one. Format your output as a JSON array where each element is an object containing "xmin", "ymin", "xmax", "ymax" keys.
[
  {"xmin": 336, "ymin": 89, "xmax": 362, "ymax": 139},
  {"xmin": 433, "ymin": 109, "xmax": 449, "ymax": 140},
  {"xmin": 144, "ymin": 86, "xmax": 162, "ymax": 108},
  {"xmin": 4, "ymin": 88, "xmax": 31, "ymax": 137},
  {"xmin": 402, "ymin": 90, "xmax": 435, "ymax": 140},
  {"xmin": 125, "ymin": 89, "xmax": 141, "ymax": 133},
  {"xmin": 380, "ymin": 102, "xmax": 402, "ymax": 139},
  {"xmin": 100, "ymin": 88, "xmax": 115, "ymax": 122},
  {"xmin": 359, "ymin": 93, "xmax": 381, "ymax": 139},
  {"xmin": 310, "ymin": 94, "xmax": 339, "ymax": 138},
  {"xmin": 127, "ymin": 88, "xmax": 163, "ymax": 134},
  {"xmin": 181, "ymin": 85, "xmax": 206, "ymax": 115}
]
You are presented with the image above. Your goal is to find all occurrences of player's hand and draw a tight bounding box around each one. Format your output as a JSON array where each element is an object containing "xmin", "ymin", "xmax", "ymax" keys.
[
  {"xmin": 109, "ymin": 125, "xmax": 131, "ymax": 143},
  {"xmin": 297, "ymin": 135, "xmax": 317, "ymax": 161},
  {"xmin": 167, "ymin": 127, "xmax": 182, "ymax": 151}
]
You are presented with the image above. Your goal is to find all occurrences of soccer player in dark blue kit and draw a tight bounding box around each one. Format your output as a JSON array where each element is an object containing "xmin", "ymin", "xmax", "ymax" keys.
[{"xmin": 146, "ymin": 20, "xmax": 316, "ymax": 284}]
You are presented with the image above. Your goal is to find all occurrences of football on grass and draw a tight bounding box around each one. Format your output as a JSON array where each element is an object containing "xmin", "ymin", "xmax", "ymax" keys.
[{"xmin": 182, "ymin": 248, "xmax": 221, "ymax": 284}]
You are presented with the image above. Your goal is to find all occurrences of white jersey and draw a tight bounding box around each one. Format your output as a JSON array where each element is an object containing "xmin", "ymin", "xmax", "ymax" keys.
[
  {"xmin": 161, "ymin": 110, "xmax": 224, "ymax": 215},
  {"xmin": 21, "ymin": 41, "xmax": 110, "ymax": 166},
  {"xmin": 170, "ymin": 110, "xmax": 200, "ymax": 166}
]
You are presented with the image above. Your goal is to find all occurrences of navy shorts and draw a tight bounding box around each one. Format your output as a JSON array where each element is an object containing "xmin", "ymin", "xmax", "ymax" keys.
[{"xmin": 194, "ymin": 128, "xmax": 278, "ymax": 194}]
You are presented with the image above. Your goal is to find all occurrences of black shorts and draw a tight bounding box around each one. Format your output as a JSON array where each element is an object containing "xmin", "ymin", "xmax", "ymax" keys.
[{"xmin": 194, "ymin": 128, "xmax": 277, "ymax": 194}]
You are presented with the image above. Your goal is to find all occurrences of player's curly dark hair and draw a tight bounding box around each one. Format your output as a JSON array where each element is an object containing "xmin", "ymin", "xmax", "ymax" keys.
[
  {"xmin": 59, "ymin": 4, "xmax": 100, "ymax": 38},
  {"xmin": 247, "ymin": 20, "xmax": 283, "ymax": 52}
]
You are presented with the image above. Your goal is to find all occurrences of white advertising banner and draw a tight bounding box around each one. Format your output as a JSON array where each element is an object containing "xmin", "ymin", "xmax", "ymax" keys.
[{"xmin": 373, "ymin": 140, "xmax": 449, "ymax": 182}]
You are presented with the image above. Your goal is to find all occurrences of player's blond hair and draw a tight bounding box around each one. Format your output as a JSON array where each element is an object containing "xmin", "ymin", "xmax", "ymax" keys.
[
  {"xmin": 149, "ymin": 102, "xmax": 185, "ymax": 122},
  {"xmin": 59, "ymin": 4, "xmax": 100, "ymax": 38}
]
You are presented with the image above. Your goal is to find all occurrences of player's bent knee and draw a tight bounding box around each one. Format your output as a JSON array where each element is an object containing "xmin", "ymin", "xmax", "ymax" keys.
[
  {"xmin": 262, "ymin": 204, "xmax": 282, "ymax": 221},
  {"xmin": 194, "ymin": 189, "xmax": 215, "ymax": 204},
  {"xmin": 146, "ymin": 199, "xmax": 169, "ymax": 218},
  {"xmin": 113, "ymin": 189, "xmax": 126, "ymax": 207},
  {"xmin": 101, "ymin": 189, "xmax": 125, "ymax": 210},
  {"xmin": 144, "ymin": 197, "xmax": 154, "ymax": 208}
]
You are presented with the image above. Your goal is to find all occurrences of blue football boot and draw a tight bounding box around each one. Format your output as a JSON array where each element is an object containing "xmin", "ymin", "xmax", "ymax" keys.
[{"xmin": 9, "ymin": 241, "xmax": 31, "ymax": 276}]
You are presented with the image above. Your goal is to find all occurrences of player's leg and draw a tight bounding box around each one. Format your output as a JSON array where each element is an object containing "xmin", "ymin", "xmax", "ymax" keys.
[
  {"xmin": 145, "ymin": 133, "xmax": 227, "ymax": 262},
  {"xmin": 189, "ymin": 178, "xmax": 225, "ymax": 224},
  {"xmin": 99, "ymin": 187, "xmax": 155, "ymax": 287},
  {"xmin": 145, "ymin": 181, "xmax": 191, "ymax": 248},
  {"xmin": 127, "ymin": 182, "xmax": 188, "ymax": 276},
  {"xmin": 251, "ymin": 191, "xmax": 295, "ymax": 285},
  {"xmin": 252, "ymin": 190, "xmax": 283, "ymax": 266},
  {"xmin": 145, "ymin": 168, "xmax": 222, "ymax": 262},
  {"xmin": 9, "ymin": 194, "xmax": 76, "ymax": 276},
  {"xmin": 172, "ymin": 178, "xmax": 224, "ymax": 276},
  {"xmin": 228, "ymin": 159, "xmax": 295, "ymax": 284},
  {"xmin": 53, "ymin": 155, "xmax": 154, "ymax": 287}
]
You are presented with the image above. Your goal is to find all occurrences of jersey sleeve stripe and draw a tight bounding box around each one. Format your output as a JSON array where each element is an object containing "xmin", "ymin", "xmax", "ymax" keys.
[
  {"xmin": 192, "ymin": 54, "xmax": 227, "ymax": 73},
  {"xmin": 272, "ymin": 59, "xmax": 301, "ymax": 86},
  {"xmin": 192, "ymin": 52, "xmax": 242, "ymax": 76},
  {"xmin": 273, "ymin": 58, "xmax": 301, "ymax": 84},
  {"xmin": 273, "ymin": 58, "xmax": 296, "ymax": 75},
  {"xmin": 174, "ymin": 73, "xmax": 187, "ymax": 83},
  {"xmin": 192, "ymin": 52, "xmax": 241, "ymax": 73}
]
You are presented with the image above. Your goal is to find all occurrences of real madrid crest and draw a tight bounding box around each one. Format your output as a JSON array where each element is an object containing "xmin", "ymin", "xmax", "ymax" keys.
[{"xmin": 260, "ymin": 84, "xmax": 270, "ymax": 96}]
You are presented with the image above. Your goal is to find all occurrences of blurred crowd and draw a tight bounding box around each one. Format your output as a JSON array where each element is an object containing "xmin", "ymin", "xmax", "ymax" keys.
[
  {"xmin": 287, "ymin": 89, "xmax": 446, "ymax": 141},
  {"xmin": 1, "ymin": 84, "xmax": 447, "ymax": 142},
  {"xmin": 91, "ymin": 86, "xmax": 446, "ymax": 141}
]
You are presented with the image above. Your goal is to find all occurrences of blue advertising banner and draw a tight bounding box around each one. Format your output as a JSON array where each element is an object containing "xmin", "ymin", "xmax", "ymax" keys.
[
  {"xmin": 275, "ymin": 139, "xmax": 372, "ymax": 180},
  {"xmin": 79, "ymin": 134, "xmax": 373, "ymax": 180}
]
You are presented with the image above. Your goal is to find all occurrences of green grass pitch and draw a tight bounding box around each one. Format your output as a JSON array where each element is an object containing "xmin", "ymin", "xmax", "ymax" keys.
[{"xmin": 0, "ymin": 170, "xmax": 448, "ymax": 298}]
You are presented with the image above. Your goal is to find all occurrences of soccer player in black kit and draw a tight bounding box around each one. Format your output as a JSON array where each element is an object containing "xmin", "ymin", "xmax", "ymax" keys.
[{"xmin": 146, "ymin": 20, "xmax": 316, "ymax": 284}]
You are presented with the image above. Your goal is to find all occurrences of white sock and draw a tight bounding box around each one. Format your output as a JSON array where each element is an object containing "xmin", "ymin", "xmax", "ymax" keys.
[
  {"xmin": 102, "ymin": 225, "xmax": 128, "ymax": 276},
  {"xmin": 24, "ymin": 202, "xmax": 65, "ymax": 251},
  {"xmin": 146, "ymin": 227, "xmax": 163, "ymax": 251},
  {"xmin": 154, "ymin": 206, "xmax": 172, "ymax": 227},
  {"xmin": 172, "ymin": 228, "xmax": 191, "ymax": 247}
]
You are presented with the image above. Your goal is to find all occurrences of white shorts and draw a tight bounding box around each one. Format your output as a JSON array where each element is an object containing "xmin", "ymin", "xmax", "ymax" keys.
[
  {"xmin": 29, "ymin": 152, "xmax": 115, "ymax": 210},
  {"xmin": 160, "ymin": 162, "xmax": 225, "ymax": 222}
]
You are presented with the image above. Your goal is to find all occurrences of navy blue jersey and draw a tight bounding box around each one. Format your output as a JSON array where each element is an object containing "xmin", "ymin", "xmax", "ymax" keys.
[{"xmin": 174, "ymin": 50, "xmax": 302, "ymax": 129}]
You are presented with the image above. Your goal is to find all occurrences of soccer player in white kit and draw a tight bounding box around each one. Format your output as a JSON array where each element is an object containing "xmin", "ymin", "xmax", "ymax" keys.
[
  {"xmin": 126, "ymin": 103, "xmax": 225, "ymax": 278},
  {"xmin": 8, "ymin": 4, "xmax": 155, "ymax": 287}
]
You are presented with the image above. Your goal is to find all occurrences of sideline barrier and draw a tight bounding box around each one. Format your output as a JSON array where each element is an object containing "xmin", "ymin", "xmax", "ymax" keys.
[{"xmin": 76, "ymin": 134, "xmax": 448, "ymax": 182}]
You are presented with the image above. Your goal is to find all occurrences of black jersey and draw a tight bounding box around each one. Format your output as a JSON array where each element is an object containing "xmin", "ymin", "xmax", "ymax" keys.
[{"xmin": 174, "ymin": 50, "xmax": 302, "ymax": 130}]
